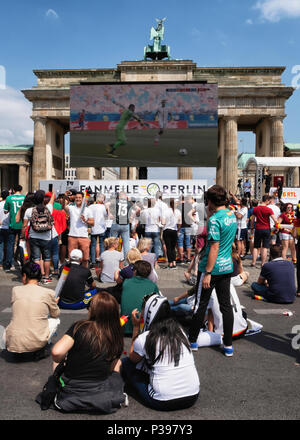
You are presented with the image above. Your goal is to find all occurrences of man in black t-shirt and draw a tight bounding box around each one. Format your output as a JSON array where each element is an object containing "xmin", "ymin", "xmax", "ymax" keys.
[
  {"xmin": 57, "ymin": 249, "xmax": 97, "ymax": 309},
  {"xmin": 177, "ymin": 196, "xmax": 195, "ymax": 264},
  {"xmin": 109, "ymin": 192, "xmax": 134, "ymax": 262}
]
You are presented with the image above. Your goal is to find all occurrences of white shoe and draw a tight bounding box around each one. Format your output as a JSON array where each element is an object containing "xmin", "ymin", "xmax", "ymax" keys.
[{"xmin": 121, "ymin": 392, "xmax": 129, "ymax": 407}]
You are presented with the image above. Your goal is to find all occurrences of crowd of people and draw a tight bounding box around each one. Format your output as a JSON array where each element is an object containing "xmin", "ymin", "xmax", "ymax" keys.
[{"xmin": 0, "ymin": 182, "xmax": 299, "ymax": 414}]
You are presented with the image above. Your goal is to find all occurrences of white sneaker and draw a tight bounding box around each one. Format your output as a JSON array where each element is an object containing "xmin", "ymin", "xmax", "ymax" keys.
[{"xmin": 121, "ymin": 392, "xmax": 129, "ymax": 407}]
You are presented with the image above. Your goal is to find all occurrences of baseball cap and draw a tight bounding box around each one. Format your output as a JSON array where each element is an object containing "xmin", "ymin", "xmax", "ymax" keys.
[
  {"xmin": 69, "ymin": 189, "xmax": 77, "ymax": 195},
  {"xmin": 70, "ymin": 249, "xmax": 83, "ymax": 260}
]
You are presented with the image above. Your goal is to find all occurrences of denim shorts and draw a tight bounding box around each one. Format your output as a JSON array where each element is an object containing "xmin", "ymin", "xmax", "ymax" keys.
[
  {"xmin": 29, "ymin": 238, "xmax": 52, "ymax": 261},
  {"xmin": 177, "ymin": 227, "xmax": 192, "ymax": 249}
]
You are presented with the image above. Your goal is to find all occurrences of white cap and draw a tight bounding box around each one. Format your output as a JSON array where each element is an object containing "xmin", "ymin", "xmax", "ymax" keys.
[{"xmin": 70, "ymin": 249, "xmax": 83, "ymax": 260}]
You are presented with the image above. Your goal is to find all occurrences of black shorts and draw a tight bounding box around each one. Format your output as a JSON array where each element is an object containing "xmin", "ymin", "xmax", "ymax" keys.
[
  {"xmin": 236, "ymin": 228, "xmax": 247, "ymax": 241},
  {"xmin": 254, "ymin": 228, "xmax": 271, "ymax": 249},
  {"xmin": 61, "ymin": 228, "xmax": 69, "ymax": 246}
]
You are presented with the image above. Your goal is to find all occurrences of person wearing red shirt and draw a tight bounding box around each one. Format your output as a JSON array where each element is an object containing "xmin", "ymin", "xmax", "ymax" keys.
[
  {"xmin": 292, "ymin": 203, "xmax": 300, "ymax": 297},
  {"xmin": 250, "ymin": 195, "xmax": 278, "ymax": 267},
  {"xmin": 277, "ymin": 203, "xmax": 296, "ymax": 262}
]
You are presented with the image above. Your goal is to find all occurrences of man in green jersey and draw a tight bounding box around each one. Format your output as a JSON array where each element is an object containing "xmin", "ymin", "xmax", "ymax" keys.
[
  {"xmin": 107, "ymin": 104, "xmax": 144, "ymax": 157},
  {"xmin": 189, "ymin": 185, "xmax": 237, "ymax": 357},
  {"xmin": 4, "ymin": 185, "xmax": 25, "ymax": 270}
]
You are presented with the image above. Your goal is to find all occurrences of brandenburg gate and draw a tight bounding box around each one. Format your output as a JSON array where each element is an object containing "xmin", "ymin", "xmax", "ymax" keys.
[{"xmin": 22, "ymin": 60, "xmax": 294, "ymax": 191}]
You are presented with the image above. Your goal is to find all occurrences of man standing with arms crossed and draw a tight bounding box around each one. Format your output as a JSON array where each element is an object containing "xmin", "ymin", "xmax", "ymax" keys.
[
  {"xmin": 189, "ymin": 185, "xmax": 237, "ymax": 357},
  {"xmin": 63, "ymin": 191, "xmax": 94, "ymax": 268}
]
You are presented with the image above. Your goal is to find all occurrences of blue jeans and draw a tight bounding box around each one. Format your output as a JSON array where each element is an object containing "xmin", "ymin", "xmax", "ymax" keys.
[
  {"xmin": 145, "ymin": 232, "xmax": 161, "ymax": 260},
  {"xmin": 0, "ymin": 229, "xmax": 9, "ymax": 267},
  {"xmin": 6, "ymin": 228, "xmax": 21, "ymax": 268},
  {"xmin": 121, "ymin": 357, "xmax": 198, "ymax": 411},
  {"xmin": 58, "ymin": 288, "xmax": 98, "ymax": 310},
  {"xmin": 169, "ymin": 298, "xmax": 192, "ymax": 315},
  {"xmin": 104, "ymin": 227, "xmax": 111, "ymax": 238},
  {"xmin": 121, "ymin": 357, "xmax": 163, "ymax": 410},
  {"xmin": 110, "ymin": 224, "xmax": 130, "ymax": 261},
  {"xmin": 177, "ymin": 227, "xmax": 191, "ymax": 249},
  {"xmin": 50, "ymin": 237, "xmax": 59, "ymax": 271},
  {"xmin": 90, "ymin": 233, "xmax": 105, "ymax": 263},
  {"xmin": 29, "ymin": 238, "xmax": 52, "ymax": 261},
  {"xmin": 251, "ymin": 282, "xmax": 268, "ymax": 295},
  {"xmin": 250, "ymin": 282, "xmax": 293, "ymax": 303}
]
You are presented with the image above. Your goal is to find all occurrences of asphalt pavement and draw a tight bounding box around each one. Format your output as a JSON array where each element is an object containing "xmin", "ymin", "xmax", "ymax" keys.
[{"xmin": 0, "ymin": 255, "xmax": 299, "ymax": 421}]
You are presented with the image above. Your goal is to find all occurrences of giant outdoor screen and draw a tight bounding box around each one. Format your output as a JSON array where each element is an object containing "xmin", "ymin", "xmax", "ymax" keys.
[{"xmin": 70, "ymin": 81, "xmax": 218, "ymax": 167}]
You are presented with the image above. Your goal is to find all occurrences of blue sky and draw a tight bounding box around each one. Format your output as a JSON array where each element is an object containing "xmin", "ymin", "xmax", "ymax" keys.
[{"xmin": 0, "ymin": 0, "xmax": 300, "ymax": 183}]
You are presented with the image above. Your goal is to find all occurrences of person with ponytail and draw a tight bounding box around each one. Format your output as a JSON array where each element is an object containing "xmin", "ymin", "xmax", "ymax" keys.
[
  {"xmin": 0, "ymin": 262, "xmax": 60, "ymax": 360},
  {"xmin": 121, "ymin": 293, "xmax": 200, "ymax": 411},
  {"xmin": 50, "ymin": 292, "xmax": 126, "ymax": 413}
]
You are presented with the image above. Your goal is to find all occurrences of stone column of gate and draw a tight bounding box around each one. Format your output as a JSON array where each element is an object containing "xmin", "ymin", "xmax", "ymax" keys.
[
  {"xmin": 18, "ymin": 165, "xmax": 29, "ymax": 194},
  {"xmin": 177, "ymin": 168, "xmax": 193, "ymax": 179},
  {"xmin": 223, "ymin": 116, "xmax": 238, "ymax": 194},
  {"xmin": 31, "ymin": 117, "xmax": 47, "ymax": 190},
  {"xmin": 119, "ymin": 167, "xmax": 128, "ymax": 179},
  {"xmin": 270, "ymin": 116, "xmax": 284, "ymax": 157},
  {"xmin": 216, "ymin": 118, "xmax": 225, "ymax": 186}
]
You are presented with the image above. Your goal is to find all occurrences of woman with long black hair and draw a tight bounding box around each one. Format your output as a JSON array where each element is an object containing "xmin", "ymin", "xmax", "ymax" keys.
[
  {"xmin": 51, "ymin": 292, "xmax": 126, "ymax": 413},
  {"xmin": 121, "ymin": 293, "xmax": 200, "ymax": 411}
]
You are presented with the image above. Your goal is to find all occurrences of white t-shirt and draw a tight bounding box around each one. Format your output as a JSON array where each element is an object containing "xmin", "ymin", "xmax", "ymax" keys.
[
  {"xmin": 68, "ymin": 205, "xmax": 93, "ymax": 238},
  {"xmin": 155, "ymin": 199, "xmax": 168, "ymax": 223},
  {"xmin": 129, "ymin": 236, "xmax": 139, "ymax": 249},
  {"xmin": 24, "ymin": 203, "xmax": 54, "ymax": 241},
  {"xmin": 140, "ymin": 207, "xmax": 160, "ymax": 233},
  {"xmin": 269, "ymin": 204, "xmax": 281, "ymax": 228},
  {"xmin": 236, "ymin": 206, "xmax": 248, "ymax": 229},
  {"xmin": 0, "ymin": 200, "xmax": 9, "ymax": 229},
  {"xmin": 133, "ymin": 330, "xmax": 200, "ymax": 401},
  {"xmin": 88, "ymin": 204, "xmax": 107, "ymax": 235},
  {"xmin": 162, "ymin": 208, "xmax": 181, "ymax": 231}
]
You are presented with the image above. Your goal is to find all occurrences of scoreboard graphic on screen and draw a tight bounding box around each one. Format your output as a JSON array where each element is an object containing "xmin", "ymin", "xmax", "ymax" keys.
[{"xmin": 70, "ymin": 81, "xmax": 218, "ymax": 167}]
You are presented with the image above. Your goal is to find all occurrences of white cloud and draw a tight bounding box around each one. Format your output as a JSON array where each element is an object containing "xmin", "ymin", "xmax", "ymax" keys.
[
  {"xmin": 45, "ymin": 9, "xmax": 59, "ymax": 19},
  {"xmin": 254, "ymin": 0, "xmax": 300, "ymax": 22},
  {"xmin": 0, "ymin": 86, "xmax": 33, "ymax": 145}
]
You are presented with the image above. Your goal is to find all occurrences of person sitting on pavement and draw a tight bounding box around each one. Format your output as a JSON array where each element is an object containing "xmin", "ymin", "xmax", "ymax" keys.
[
  {"xmin": 96, "ymin": 248, "xmax": 143, "ymax": 306},
  {"xmin": 0, "ymin": 262, "xmax": 60, "ymax": 361},
  {"xmin": 169, "ymin": 281, "xmax": 262, "ymax": 348},
  {"xmin": 49, "ymin": 292, "xmax": 126, "ymax": 413},
  {"xmin": 121, "ymin": 293, "xmax": 200, "ymax": 411},
  {"xmin": 137, "ymin": 237, "xmax": 158, "ymax": 283},
  {"xmin": 121, "ymin": 260, "xmax": 160, "ymax": 335},
  {"xmin": 57, "ymin": 249, "xmax": 97, "ymax": 310},
  {"xmin": 96, "ymin": 237, "xmax": 124, "ymax": 283},
  {"xmin": 251, "ymin": 244, "xmax": 296, "ymax": 304},
  {"xmin": 114, "ymin": 248, "xmax": 142, "ymax": 284}
]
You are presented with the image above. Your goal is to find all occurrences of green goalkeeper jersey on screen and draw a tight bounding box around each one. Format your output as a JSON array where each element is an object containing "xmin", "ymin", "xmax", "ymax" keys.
[{"xmin": 113, "ymin": 109, "xmax": 134, "ymax": 150}]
